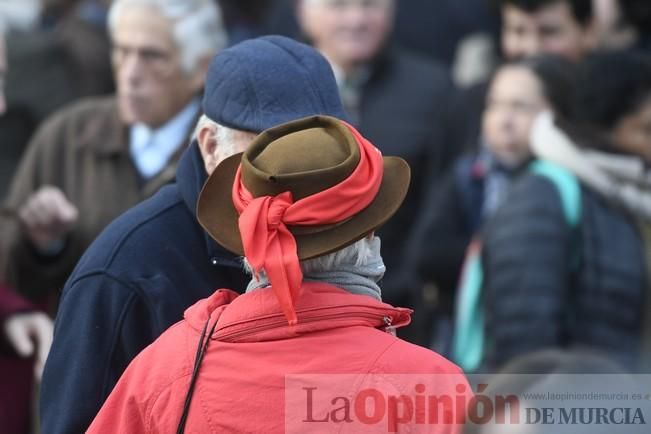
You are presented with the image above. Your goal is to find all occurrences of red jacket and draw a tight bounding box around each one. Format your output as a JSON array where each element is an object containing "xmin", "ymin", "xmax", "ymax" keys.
[{"xmin": 88, "ymin": 282, "xmax": 471, "ymax": 433}]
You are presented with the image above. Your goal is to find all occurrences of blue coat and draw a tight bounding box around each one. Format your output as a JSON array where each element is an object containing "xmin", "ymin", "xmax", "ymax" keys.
[{"xmin": 40, "ymin": 142, "xmax": 249, "ymax": 434}]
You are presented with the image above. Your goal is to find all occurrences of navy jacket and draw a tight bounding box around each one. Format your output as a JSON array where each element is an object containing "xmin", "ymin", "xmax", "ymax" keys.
[
  {"xmin": 482, "ymin": 174, "xmax": 646, "ymax": 370},
  {"xmin": 412, "ymin": 155, "xmax": 486, "ymax": 319},
  {"xmin": 40, "ymin": 143, "xmax": 248, "ymax": 434}
]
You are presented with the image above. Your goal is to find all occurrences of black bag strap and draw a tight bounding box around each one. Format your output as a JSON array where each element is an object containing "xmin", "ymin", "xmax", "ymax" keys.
[{"xmin": 177, "ymin": 316, "xmax": 218, "ymax": 434}]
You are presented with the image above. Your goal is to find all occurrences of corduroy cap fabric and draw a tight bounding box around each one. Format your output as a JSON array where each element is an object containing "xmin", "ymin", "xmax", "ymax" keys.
[{"xmin": 202, "ymin": 35, "xmax": 350, "ymax": 133}]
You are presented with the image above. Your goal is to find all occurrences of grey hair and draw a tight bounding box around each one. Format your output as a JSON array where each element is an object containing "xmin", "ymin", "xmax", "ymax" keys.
[
  {"xmin": 108, "ymin": 0, "xmax": 227, "ymax": 74},
  {"xmin": 192, "ymin": 114, "xmax": 239, "ymax": 157},
  {"xmin": 243, "ymin": 236, "xmax": 376, "ymax": 276}
]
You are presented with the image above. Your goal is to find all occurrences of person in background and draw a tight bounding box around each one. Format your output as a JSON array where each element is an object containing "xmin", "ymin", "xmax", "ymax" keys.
[
  {"xmin": 482, "ymin": 51, "xmax": 651, "ymax": 371},
  {"xmin": 40, "ymin": 35, "xmax": 351, "ymax": 434},
  {"xmin": 0, "ymin": 30, "xmax": 54, "ymax": 434},
  {"xmin": 421, "ymin": 0, "xmax": 597, "ymax": 344},
  {"xmin": 0, "ymin": 0, "xmax": 226, "ymax": 303},
  {"xmin": 411, "ymin": 55, "xmax": 575, "ymax": 351},
  {"xmin": 0, "ymin": 0, "xmax": 114, "ymax": 198},
  {"xmin": 453, "ymin": 0, "xmax": 596, "ymax": 154},
  {"xmin": 87, "ymin": 115, "xmax": 471, "ymax": 434},
  {"xmin": 500, "ymin": 0, "xmax": 596, "ymax": 62},
  {"xmin": 295, "ymin": 0, "xmax": 458, "ymax": 343}
]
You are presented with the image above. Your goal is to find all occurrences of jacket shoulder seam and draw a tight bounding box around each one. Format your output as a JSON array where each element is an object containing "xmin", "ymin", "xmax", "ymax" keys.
[
  {"xmin": 79, "ymin": 197, "xmax": 185, "ymax": 270},
  {"xmin": 145, "ymin": 366, "xmax": 193, "ymax": 430}
]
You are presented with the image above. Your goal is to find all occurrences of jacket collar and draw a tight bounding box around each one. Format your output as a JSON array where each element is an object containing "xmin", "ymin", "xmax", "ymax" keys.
[
  {"xmin": 176, "ymin": 140, "xmax": 241, "ymax": 266},
  {"xmin": 76, "ymin": 97, "xmax": 126, "ymax": 155},
  {"xmin": 84, "ymin": 96, "xmax": 200, "ymax": 156},
  {"xmin": 184, "ymin": 281, "xmax": 412, "ymax": 343}
]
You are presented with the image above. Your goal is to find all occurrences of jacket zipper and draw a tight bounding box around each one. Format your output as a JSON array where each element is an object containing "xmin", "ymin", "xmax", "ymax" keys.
[{"xmin": 214, "ymin": 309, "xmax": 404, "ymax": 342}]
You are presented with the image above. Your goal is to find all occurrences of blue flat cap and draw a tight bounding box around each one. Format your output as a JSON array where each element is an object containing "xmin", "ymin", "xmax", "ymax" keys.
[{"xmin": 202, "ymin": 35, "xmax": 350, "ymax": 133}]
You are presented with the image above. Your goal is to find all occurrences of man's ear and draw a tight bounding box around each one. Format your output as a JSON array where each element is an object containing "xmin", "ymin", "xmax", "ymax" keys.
[{"xmin": 197, "ymin": 125, "xmax": 218, "ymax": 174}]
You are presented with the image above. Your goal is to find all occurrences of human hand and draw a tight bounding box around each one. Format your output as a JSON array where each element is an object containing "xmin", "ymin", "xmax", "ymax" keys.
[
  {"xmin": 4, "ymin": 312, "xmax": 54, "ymax": 380},
  {"xmin": 18, "ymin": 186, "xmax": 78, "ymax": 252}
]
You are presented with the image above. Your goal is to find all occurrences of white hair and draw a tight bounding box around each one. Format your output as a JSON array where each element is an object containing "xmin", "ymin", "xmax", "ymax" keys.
[
  {"xmin": 108, "ymin": 0, "xmax": 228, "ymax": 74},
  {"xmin": 193, "ymin": 114, "xmax": 240, "ymax": 157},
  {"xmin": 243, "ymin": 236, "xmax": 376, "ymax": 276}
]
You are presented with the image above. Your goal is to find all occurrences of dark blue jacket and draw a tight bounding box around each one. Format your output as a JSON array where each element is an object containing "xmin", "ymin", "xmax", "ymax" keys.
[
  {"xmin": 40, "ymin": 143, "xmax": 248, "ymax": 434},
  {"xmin": 412, "ymin": 155, "xmax": 485, "ymax": 316},
  {"xmin": 412, "ymin": 153, "xmax": 516, "ymax": 320},
  {"xmin": 482, "ymin": 174, "xmax": 647, "ymax": 370}
]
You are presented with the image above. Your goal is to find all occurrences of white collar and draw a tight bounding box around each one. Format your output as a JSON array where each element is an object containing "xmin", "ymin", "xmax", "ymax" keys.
[{"xmin": 129, "ymin": 98, "xmax": 200, "ymax": 179}]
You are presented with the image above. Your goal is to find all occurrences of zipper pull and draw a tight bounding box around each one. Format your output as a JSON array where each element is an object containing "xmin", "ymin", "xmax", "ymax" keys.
[{"xmin": 383, "ymin": 316, "xmax": 397, "ymax": 336}]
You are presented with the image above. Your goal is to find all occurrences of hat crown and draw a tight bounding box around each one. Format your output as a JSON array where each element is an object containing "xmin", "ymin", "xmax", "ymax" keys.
[
  {"xmin": 203, "ymin": 36, "xmax": 349, "ymax": 133},
  {"xmin": 241, "ymin": 116, "xmax": 360, "ymax": 201}
]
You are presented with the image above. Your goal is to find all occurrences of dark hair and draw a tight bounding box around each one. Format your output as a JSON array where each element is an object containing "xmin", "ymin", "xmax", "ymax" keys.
[
  {"xmin": 489, "ymin": 54, "xmax": 576, "ymax": 118},
  {"xmin": 518, "ymin": 55, "xmax": 575, "ymax": 119},
  {"xmin": 572, "ymin": 50, "xmax": 651, "ymax": 130},
  {"xmin": 496, "ymin": 0, "xmax": 593, "ymax": 26}
]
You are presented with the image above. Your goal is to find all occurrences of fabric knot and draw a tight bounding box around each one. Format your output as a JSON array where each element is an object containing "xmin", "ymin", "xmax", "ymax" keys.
[
  {"xmin": 266, "ymin": 192, "xmax": 293, "ymax": 230},
  {"xmin": 230, "ymin": 122, "xmax": 384, "ymax": 326}
]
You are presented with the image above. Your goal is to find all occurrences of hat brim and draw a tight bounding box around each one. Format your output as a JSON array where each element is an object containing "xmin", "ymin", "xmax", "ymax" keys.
[{"xmin": 197, "ymin": 152, "xmax": 410, "ymax": 260}]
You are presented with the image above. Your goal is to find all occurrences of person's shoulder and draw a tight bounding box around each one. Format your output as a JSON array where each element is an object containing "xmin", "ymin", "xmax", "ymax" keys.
[
  {"xmin": 483, "ymin": 170, "xmax": 571, "ymax": 240},
  {"xmin": 138, "ymin": 319, "xmax": 195, "ymax": 371},
  {"xmin": 109, "ymin": 319, "xmax": 196, "ymax": 404},
  {"xmin": 47, "ymin": 95, "xmax": 117, "ymax": 124},
  {"xmin": 369, "ymin": 338, "xmax": 470, "ymax": 399},
  {"xmin": 510, "ymin": 170, "xmax": 570, "ymax": 211},
  {"xmin": 381, "ymin": 338, "xmax": 465, "ymax": 375},
  {"xmin": 69, "ymin": 184, "xmax": 190, "ymax": 275},
  {"xmin": 32, "ymin": 95, "xmax": 119, "ymax": 147}
]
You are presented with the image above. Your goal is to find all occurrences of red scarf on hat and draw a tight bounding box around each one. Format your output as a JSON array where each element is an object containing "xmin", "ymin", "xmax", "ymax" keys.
[{"xmin": 232, "ymin": 123, "xmax": 383, "ymax": 325}]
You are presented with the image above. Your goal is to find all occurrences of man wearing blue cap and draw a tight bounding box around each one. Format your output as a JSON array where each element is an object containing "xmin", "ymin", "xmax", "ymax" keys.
[{"xmin": 40, "ymin": 35, "xmax": 350, "ymax": 434}]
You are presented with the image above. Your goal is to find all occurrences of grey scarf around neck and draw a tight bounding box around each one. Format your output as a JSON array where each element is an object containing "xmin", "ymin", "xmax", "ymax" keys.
[{"xmin": 245, "ymin": 237, "xmax": 385, "ymax": 302}]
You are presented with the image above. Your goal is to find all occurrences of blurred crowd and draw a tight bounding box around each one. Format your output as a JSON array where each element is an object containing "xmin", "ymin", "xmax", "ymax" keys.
[{"xmin": 1, "ymin": 0, "xmax": 651, "ymax": 432}]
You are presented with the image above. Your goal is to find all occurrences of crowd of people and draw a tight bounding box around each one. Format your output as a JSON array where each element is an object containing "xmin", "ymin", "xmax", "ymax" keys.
[{"xmin": 1, "ymin": 0, "xmax": 651, "ymax": 432}]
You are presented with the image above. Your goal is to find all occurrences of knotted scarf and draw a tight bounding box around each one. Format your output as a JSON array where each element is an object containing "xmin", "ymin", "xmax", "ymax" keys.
[{"xmin": 232, "ymin": 123, "xmax": 383, "ymax": 325}]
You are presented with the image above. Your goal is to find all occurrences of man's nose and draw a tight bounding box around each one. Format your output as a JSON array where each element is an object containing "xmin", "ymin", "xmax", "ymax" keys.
[{"xmin": 119, "ymin": 52, "xmax": 145, "ymax": 87}]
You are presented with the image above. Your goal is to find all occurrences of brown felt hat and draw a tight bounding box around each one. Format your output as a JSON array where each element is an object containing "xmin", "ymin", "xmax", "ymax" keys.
[{"xmin": 196, "ymin": 115, "xmax": 410, "ymax": 260}]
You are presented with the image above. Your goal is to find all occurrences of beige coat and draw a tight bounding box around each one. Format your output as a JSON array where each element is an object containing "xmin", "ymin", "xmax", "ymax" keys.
[{"xmin": 0, "ymin": 96, "xmax": 194, "ymax": 299}]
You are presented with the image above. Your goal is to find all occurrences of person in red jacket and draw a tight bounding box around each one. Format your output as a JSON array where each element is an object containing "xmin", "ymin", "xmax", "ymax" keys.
[{"xmin": 88, "ymin": 115, "xmax": 471, "ymax": 433}]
